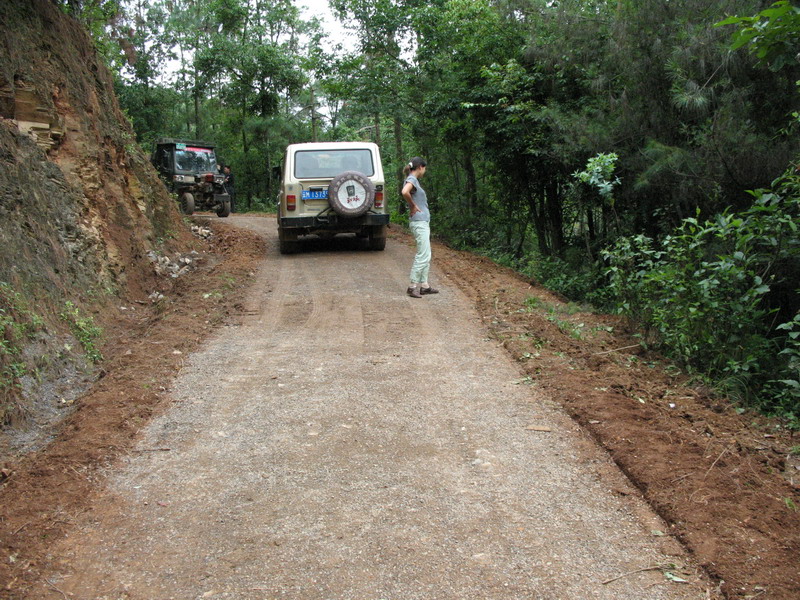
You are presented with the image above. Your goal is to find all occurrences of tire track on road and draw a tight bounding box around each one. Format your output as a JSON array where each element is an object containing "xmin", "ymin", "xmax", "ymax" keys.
[{"xmin": 26, "ymin": 216, "xmax": 710, "ymax": 600}]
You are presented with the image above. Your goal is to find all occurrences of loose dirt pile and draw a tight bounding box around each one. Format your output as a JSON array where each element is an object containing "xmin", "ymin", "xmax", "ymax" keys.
[{"xmin": 0, "ymin": 217, "xmax": 797, "ymax": 599}]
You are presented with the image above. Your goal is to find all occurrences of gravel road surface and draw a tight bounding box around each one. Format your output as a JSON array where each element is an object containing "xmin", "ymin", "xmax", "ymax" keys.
[{"xmin": 32, "ymin": 216, "xmax": 707, "ymax": 599}]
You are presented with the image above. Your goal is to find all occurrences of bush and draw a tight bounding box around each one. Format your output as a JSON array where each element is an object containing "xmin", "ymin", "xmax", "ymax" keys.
[
  {"xmin": 60, "ymin": 301, "xmax": 103, "ymax": 363},
  {"xmin": 602, "ymin": 164, "xmax": 800, "ymax": 417},
  {"xmin": 0, "ymin": 282, "xmax": 46, "ymax": 422},
  {"xmin": 524, "ymin": 253, "xmax": 613, "ymax": 309},
  {"xmin": 241, "ymin": 198, "xmax": 277, "ymax": 213},
  {"xmin": 767, "ymin": 312, "xmax": 800, "ymax": 428}
]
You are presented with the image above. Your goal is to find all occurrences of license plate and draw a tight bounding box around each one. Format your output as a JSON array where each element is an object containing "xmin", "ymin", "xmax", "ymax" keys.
[{"xmin": 301, "ymin": 190, "xmax": 328, "ymax": 200}]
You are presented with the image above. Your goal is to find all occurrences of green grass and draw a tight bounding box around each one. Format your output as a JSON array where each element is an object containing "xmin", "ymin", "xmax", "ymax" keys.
[{"xmin": 60, "ymin": 301, "xmax": 103, "ymax": 363}]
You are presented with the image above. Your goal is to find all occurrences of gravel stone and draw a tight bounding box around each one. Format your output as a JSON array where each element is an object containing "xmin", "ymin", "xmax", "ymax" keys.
[{"xmin": 32, "ymin": 217, "xmax": 708, "ymax": 599}]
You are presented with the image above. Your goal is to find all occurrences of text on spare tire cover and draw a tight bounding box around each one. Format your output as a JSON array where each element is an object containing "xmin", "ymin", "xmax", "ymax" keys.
[{"xmin": 338, "ymin": 179, "xmax": 368, "ymax": 210}]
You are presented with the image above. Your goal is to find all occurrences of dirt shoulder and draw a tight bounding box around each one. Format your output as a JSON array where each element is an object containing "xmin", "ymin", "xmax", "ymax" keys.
[
  {"xmin": 0, "ymin": 217, "xmax": 797, "ymax": 599},
  {"xmin": 0, "ymin": 217, "xmax": 266, "ymax": 596}
]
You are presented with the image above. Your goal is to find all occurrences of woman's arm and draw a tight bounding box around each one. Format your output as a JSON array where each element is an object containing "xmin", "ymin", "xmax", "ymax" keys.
[{"xmin": 402, "ymin": 181, "xmax": 419, "ymax": 216}]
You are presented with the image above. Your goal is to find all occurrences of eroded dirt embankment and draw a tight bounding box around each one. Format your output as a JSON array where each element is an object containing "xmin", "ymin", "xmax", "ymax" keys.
[{"xmin": 0, "ymin": 0, "xmax": 190, "ymax": 432}]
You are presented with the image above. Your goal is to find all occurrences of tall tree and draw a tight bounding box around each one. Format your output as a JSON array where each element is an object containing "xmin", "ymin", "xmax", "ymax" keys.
[{"xmin": 329, "ymin": 0, "xmax": 417, "ymax": 197}]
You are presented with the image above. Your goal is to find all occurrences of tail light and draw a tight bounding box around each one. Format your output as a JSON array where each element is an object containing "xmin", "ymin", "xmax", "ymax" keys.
[
  {"xmin": 286, "ymin": 195, "xmax": 296, "ymax": 211},
  {"xmin": 204, "ymin": 173, "xmax": 214, "ymax": 183},
  {"xmin": 374, "ymin": 191, "xmax": 384, "ymax": 208}
]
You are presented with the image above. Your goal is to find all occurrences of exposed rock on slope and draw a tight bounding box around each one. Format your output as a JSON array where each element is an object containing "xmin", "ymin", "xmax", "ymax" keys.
[{"xmin": 0, "ymin": 0, "xmax": 192, "ymax": 446}]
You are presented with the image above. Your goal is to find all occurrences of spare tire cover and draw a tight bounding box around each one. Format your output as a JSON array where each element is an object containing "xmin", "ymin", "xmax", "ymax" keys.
[{"xmin": 327, "ymin": 170, "xmax": 375, "ymax": 217}]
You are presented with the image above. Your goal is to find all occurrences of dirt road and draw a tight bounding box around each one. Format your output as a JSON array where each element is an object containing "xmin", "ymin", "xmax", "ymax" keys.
[{"xmin": 30, "ymin": 216, "xmax": 708, "ymax": 599}]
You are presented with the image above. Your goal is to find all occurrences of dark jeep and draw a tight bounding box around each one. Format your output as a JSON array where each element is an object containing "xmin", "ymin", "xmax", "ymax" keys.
[{"xmin": 151, "ymin": 138, "xmax": 231, "ymax": 217}]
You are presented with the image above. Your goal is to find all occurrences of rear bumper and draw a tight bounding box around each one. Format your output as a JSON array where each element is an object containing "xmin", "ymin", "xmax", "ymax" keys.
[{"xmin": 279, "ymin": 212, "xmax": 389, "ymax": 231}]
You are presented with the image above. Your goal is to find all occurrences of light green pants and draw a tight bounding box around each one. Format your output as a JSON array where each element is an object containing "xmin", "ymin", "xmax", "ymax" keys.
[{"xmin": 409, "ymin": 221, "xmax": 431, "ymax": 284}]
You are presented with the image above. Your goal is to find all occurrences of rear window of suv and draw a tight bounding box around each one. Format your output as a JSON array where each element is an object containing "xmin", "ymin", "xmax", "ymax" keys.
[{"xmin": 295, "ymin": 149, "xmax": 375, "ymax": 179}]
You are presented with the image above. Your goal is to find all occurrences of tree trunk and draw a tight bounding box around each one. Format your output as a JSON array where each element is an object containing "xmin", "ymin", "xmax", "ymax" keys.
[
  {"xmin": 545, "ymin": 181, "xmax": 564, "ymax": 257},
  {"xmin": 194, "ymin": 91, "xmax": 201, "ymax": 139},
  {"xmin": 464, "ymin": 149, "xmax": 478, "ymax": 215},
  {"xmin": 311, "ymin": 86, "xmax": 318, "ymax": 142},
  {"xmin": 373, "ymin": 114, "xmax": 381, "ymax": 147},
  {"xmin": 584, "ymin": 205, "xmax": 596, "ymax": 260},
  {"xmin": 534, "ymin": 197, "xmax": 549, "ymax": 256},
  {"xmin": 525, "ymin": 173, "xmax": 549, "ymax": 256},
  {"xmin": 515, "ymin": 219, "xmax": 528, "ymax": 259},
  {"xmin": 394, "ymin": 116, "xmax": 405, "ymax": 213}
]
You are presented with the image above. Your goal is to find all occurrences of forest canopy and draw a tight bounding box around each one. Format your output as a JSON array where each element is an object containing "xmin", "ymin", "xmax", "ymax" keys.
[{"xmin": 60, "ymin": 0, "xmax": 800, "ymax": 424}]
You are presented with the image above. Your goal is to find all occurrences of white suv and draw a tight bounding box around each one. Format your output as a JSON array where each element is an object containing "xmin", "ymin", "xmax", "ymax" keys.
[{"xmin": 276, "ymin": 142, "xmax": 390, "ymax": 254}]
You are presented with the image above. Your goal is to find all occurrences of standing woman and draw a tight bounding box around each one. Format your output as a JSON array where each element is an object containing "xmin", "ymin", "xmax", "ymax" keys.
[{"xmin": 402, "ymin": 157, "xmax": 439, "ymax": 298}]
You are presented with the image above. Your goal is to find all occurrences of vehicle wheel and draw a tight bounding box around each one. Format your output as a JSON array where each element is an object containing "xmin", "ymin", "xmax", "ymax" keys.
[
  {"xmin": 327, "ymin": 171, "xmax": 375, "ymax": 218},
  {"xmin": 217, "ymin": 200, "xmax": 231, "ymax": 217},
  {"xmin": 181, "ymin": 192, "xmax": 195, "ymax": 215},
  {"xmin": 367, "ymin": 225, "xmax": 387, "ymax": 251},
  {"xmin": 278, "ymin": 228, "xmax": 302, "ymax": 255}
]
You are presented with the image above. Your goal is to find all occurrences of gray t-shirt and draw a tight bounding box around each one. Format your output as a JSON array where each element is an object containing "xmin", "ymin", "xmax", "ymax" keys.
[{"xmin": 405, "ymin": 175, "xmax": 430, "ymax": 222}]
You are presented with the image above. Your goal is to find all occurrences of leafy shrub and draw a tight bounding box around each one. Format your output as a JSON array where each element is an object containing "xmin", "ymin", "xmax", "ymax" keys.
[
  {"xmin": 244, "ymin": 198, "xmax": 277, "ymax": 213},
  {"xmin": 602, "ymin": 165, "xmax": 800, "ymax": 417},
  {"xmin": 766, "ymin": 312, "xmax": 800, "ymax": 428},
  {"xmin": 435, "ymin": 209, "xmax": 499, "ymax": 253},
  {"xmin": 572, "ymin": 152, "xmax": 620, "ymax": 201},
  {"xmin": 0, "ymin": 282, "xmax": 46, "ymax": 421},
  {"xmin": 390, "ymin": 205, "xmax": 409, "ymax": 229},
  {"xmin": 524, "ymin": 254, "xmax": 613, "ymax": 309},
  {"xmin": 60, "ymin": 301, "xmax": 103, "ymax": 363}
]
